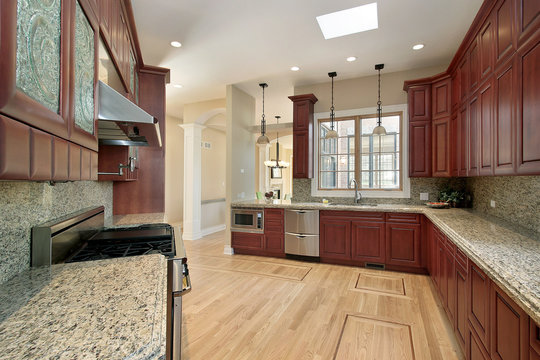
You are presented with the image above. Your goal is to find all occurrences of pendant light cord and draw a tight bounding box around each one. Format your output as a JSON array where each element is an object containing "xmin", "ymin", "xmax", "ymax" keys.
[
  {"xmin": 261, "ymin": 85, "xmax": 266, "ymax": 135},
  {"xmin": 330, "ymin": 75, "xmax": 335, "ymax": 130},
  {"xmin": 377, "ymin": 69, "xmax": 382, "ymax": 126}
]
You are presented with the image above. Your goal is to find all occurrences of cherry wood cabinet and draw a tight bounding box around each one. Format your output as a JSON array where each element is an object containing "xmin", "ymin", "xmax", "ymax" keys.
[
  {"xmin": 320, "ymin": 216, "xmax": 351, "ymax": 260},
  {"xmin": 490, "ymin": 282, "xmax": 529, "ymax": 360},
  {"xmin": 409, "ymin": 121, "xmax": 432, "ymax": 177},
  {"xmin": 404, "ymin": 0, "xmax": 540, "ymax": 177},
  {"xmin": 516, "ymin": 32, "xmax": 540, "ymax": 174},
  {"xmin": 98, "ymin": 145, "xmax": 138, "ymax": 181},
  {"xmin": 231, "ymin": 232, "xmax": 264, "ymax": 251},
  {"xmin": 469, "ymin": 261, "xmax": 491, "ymax": 352},
  {"xmin": 479, "ymin": 78, "xmax": 494, "ymax": 176},
  {"xmin": 469, "ymin": 325, "xmax": 492, "ymax": 360},
  {"xmin": 289, "ymin": 94, "xmax": 318, "ymax": 179},
  {"xmin": 385, "ymin": 220, "xmax": 422, "ymax": 268},
  {"xmin": 531, "ymin": 321, "xmax": 540, "ymax": 359},
  {"xmin": 456, "ymin": 262, "xmax": 469, "ymax": 351},
  {"xmin": 351, "ymin": 220, "xmax": 385, "ymax": 263},
  {"xmin": 494, "ymin": 59, "xmax": 516, "ymax": 174},
  {"xmin": 264, "ymin": 208, "xmax": 284, "ymax": 255}
]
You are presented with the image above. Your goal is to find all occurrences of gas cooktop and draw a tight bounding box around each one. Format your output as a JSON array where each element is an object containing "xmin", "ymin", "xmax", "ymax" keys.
[{"xmin": 65, "ymin": 224, "xmax": 176, "ymax": 263}]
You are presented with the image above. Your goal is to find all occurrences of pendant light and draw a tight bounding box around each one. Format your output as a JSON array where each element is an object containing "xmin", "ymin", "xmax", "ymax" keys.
[
  {"xmin": 372, "ymin": 64, "xmax": 387, "ymax": 136},
  {"xmin": 264, "ymin": 116, "xmax": 290, "ymax": 168},
  {"xmin": 325, "ymin": 72, "xmax": 338, "ymax": 139},
  {"xmin": 256, "ymin": 83, "xmax": 270, "ymax": 145}
]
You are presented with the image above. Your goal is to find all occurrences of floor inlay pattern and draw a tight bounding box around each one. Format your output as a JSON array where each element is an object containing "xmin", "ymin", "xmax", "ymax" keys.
[
  {"xmin": 353, "ymin": 272, "xmax": 407, "ymax": 296},
  {"xmin": 334, "ymin": 314, "xmax": 415, "ymax": 360}
]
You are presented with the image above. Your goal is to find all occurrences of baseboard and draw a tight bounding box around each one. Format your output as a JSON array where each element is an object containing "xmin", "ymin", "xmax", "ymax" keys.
[
  {"xmin": 223, "ymin": 245, "xmax": 234, "ymax": 255},
  {"xmin": 201, "ymin": 224, "xmax": 226, "ymax": 237},
  {"xmin": 182, "ymin": 230, "xmax": 203, "ymax": 241}
]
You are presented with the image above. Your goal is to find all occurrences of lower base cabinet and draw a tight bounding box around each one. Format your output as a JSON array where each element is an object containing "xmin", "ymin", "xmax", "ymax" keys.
[
  {"xmin": 456, "ymin": 264, "xmax": 468, "ymax": 351},
  {"xmin": 231, "ymin": 232, "xmax": 264, "ymax": 250},
  {"xmin": 385, "ymin": 222, "xmax": 422, "ymax": 267},
  {"xmin": 469, "ymin": 325, "xmax": 492, "ymax": 360},
  {"xmin": 320, "ymin": 216, "xmax": 351, "ymax": 260}
]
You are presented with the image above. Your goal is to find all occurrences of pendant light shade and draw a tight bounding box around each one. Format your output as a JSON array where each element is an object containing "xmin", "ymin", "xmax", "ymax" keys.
[
  {"xmin": 256, "ymin": 83, "xmax": 270, "ymax": 145},
  {"xmin": 325, "ymin": 72, "xmax": 339, "ymax": 139},
  {"xmin": 372, "ymin": 64, "xmax": 387, "ymax": 136},
  {"xmin": 265, "ymin": 116, "xmax": 289, "ymax": 168}
]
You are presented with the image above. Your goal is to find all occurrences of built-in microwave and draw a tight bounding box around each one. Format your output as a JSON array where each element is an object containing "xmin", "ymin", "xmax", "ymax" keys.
[{"xmin": 231, "ymin": 208, "xmax": 264, "ymax": 233}]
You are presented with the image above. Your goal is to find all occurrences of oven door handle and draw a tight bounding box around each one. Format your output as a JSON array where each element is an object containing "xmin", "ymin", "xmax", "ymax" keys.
[{"xmin": 180, "ymin": 264, "xmax": 192, "ymax": 295}]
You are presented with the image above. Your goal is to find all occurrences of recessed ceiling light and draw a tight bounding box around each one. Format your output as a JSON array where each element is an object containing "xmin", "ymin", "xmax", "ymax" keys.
[
  {"xmin": 412, "ymin": 44, "xmax": 424, "ymax": 50},
  {"xmin": 170, "ymin": 41, "xmax": 182, "ymax": 48},
  {"xmin": 346, "ymin": 56, "xmax": 357, "ymax": 62},
  {"xmin": 173, "ymin": 84, "xmax": 183, "ymax": 88},
  {"xmin": 290, "ymin": 66, "xmax": 300, "ymax": 71},
  {"xmin": 316, "ymin": 3, "xmax": 378, "ymax": 40}
]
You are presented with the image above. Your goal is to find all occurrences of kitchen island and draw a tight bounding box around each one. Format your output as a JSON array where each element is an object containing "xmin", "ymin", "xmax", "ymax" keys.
[{"xmin": 232, "ymin": 200, "xmax": 540, "ymax": 326}]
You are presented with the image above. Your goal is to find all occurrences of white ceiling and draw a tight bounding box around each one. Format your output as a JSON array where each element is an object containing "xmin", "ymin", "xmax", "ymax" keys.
[{"xmin": 132, "ymin": 0, "xmax": 483, "ymax": 120}]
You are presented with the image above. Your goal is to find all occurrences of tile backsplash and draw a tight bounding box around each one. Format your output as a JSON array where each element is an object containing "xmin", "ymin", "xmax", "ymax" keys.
[{"xmin": 0, "ymin": 181, "xmax": 113, "ymax": 284}]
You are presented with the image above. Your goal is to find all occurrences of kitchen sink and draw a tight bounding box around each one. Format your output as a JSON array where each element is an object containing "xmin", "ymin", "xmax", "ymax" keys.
[{"xmin": 352, "ymin": 203, "xmax": 379, "ymax": 207}]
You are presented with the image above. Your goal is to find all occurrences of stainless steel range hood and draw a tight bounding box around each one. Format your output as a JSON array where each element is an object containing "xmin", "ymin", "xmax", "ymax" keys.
[{"xmin": 98, "ymin": 81, "xmax": 162, "ymax": 147}]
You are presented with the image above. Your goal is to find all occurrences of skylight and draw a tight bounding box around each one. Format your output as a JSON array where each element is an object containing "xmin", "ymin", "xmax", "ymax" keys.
[{"xmin": 316, "ymin": 3, "xmax": 378, "ymax": 40}]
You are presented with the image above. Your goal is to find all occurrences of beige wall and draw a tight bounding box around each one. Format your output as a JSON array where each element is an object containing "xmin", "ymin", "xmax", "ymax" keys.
[
  {"xmin": 226, "ymin": 85, "xmax": 256, "ymax": 246},
  {"xmin": 183, "ymin": 98, "xmax": 226, "ymax": 124},
  {"xmin": 165, "ymin": 115, "xmax": 184, "ymax": 224},
  {"xmin": 202, "ymin": 127, "xmax": 226, "ymax": 201},
  {"xmin": 294, "ymin": 65, "xmax": 446, "ymax": 112}
]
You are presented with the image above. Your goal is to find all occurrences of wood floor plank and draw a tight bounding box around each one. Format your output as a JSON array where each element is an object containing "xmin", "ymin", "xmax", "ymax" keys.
[{"xmin": 181, "ymin": 231, "xmax": 463, "ymax": 360}]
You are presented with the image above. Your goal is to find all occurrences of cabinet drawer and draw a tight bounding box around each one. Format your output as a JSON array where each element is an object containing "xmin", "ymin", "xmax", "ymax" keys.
[
  {"xmin": 265, "ymin": 220, "xmax": 284, "ymax": 233},
  {"xmin": 444, "ymin": 235, "xmax": 456, "ymax": 254},
  {"xmin": 231, "ymin": 232, "xmax": 264, "ymax": 250},
  {"xmin": 320, "ymin": 210, "xmax": 384, "ymax": 221},
  {"xmin": 532, "ymin": 320, "xmax": 540, "ymax": 355},
  {"xmin": 385, "ymin": 213, "xmax": 421, "ymax": 224},
  {"xmin": 456, "ymin": 247, "xmax": 468, "ymax": 272},
  {"xmin": 265, "ymin": 208, "xmax": 284, "ymax": 221}
]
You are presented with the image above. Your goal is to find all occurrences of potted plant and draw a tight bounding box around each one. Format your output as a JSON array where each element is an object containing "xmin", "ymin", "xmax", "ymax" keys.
[{"xmin": 438, "ymin": 187, "xmax": 466, "ymax": 207}]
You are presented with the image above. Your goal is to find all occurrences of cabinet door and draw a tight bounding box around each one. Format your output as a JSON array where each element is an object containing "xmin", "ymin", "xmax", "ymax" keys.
[
  {"xmin": 450, "ymin": 113, "xmax": 459, "ymax": 176},
  {"xmin": 532, "ymin": 321, "xmax": 540, "ymax": 358},
  {"xmin": 432, "ymin": 78, "xmax": 451, "ymax": 120},
  {"xmin": 0, "ymin": 0, "xmax": 70, "ymax": 139},
  {"xmin": 516, "ymin": 33, "xmax": 540, "ymax": 174},
  {"xmin": 438, "ymin": 237, "xmax": 448, "ymax": 303},
  {"xmin": 429, "ymin": 224, "xmax": 439, "ymax": 285},
  {"xmin": 458, "ymin": 105, "xmax": 468, "ymax": 176},
  {"xmin": 265, "ymin": 232, "xmax": 284, "ymax": 254},
  {"xmin": 408, "ymin": 85, "xmax": 431, "ymax": 122},
  {"xmin": 409, "ymin": 120, "xmax": 431, "ymax": 177},
  {"xmin": 292, "ymin": 99, "xmax": 311, "ymax": 131},
  {"xmin": 293, "ymin": 130, "xmax": 311, "ymax": 178},
  {"xmin": 70, "ymin": 0, "xmax": 99, "ymax": 151},
  {"xmin": 320, "ymin": 217, "xmax": 351, "ymax": 260},
  {"xmin": 468, "ymin": 94, "xmax": 480, "ymax": 176},
  {"xmin": 432, "ymin": 117, "xmax": 451, "ymax": 177},
  {"xmin": 385, "ymin": 223, "xmax": 421, "ymax": 268},
  {"xmin": 490, "ymin": 282, "xmax": 529, "ymax": 360},
  {"xmin": 468, "ymin": 325, "xmax": 491, "ymax": 360},
  {"xmin": 455, "ymin": 265, "xmax": 468, "ymax": 352},
  {"xmin": 479, "ymin": 77, "xmax": 494, "ymax": 176},
  {"xmin": 494, "ymin": 59, "xmax": 516, "ymax": 174},
  {"xmin": 495, "ymin": 0, "xmax": 516, "ymax": 66},
  {"xmin": 469, "ymin": 262, "xmax": 491, "ymax": 351},
  {"xmin": 351, "ymin": 220, "xmax": 385, "ymax": 263},
  {"xmin": 470, "ymin": 40, "xmax": 480, "ymax": 92},
  {"xmin": 516, "ymin": 0, "xmax": 540, "ymax": 45},
  {"xmin": 479, "ymin": 16, "xmax": 494, "ymax": 81},
  {"xmin": 459, "ymin": 56, "xmax": 470, "ymax": 102},
  {"xmin": 231, "ymin": 232, "xmax": 264, "ymax": 250}
]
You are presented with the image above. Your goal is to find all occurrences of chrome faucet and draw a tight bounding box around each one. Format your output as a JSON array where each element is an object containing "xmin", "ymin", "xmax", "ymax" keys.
[{"xmin": 349, "ymin": 178, "xmax": 362, "ymax": 204}]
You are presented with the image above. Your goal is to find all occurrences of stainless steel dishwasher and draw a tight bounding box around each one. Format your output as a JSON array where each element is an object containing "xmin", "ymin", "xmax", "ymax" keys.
[{"xmin": 284, "ymin": 209, "xmax": 319, "ymax": 257}]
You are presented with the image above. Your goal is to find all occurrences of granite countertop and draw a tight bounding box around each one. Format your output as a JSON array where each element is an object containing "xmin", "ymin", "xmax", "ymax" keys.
[
  {"xmin": 232, "ymin": 200, "xmax": 540, "ymax": 325},
  {"xmin": 0, "ymin": 254, "xmax": 168, "ymax": 360}
]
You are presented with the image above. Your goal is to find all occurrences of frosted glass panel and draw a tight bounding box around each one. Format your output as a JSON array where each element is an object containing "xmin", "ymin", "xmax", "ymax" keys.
[
  {"xmin": 74, "ymin": 1, "xmax": 95, "ymax": 134},
  {"xmin": 129, "ymin": 51, "xmax": 135, "ymax": 94},
  {"xmin": 16, "ymin": 0, "xmax": 61, "ymax": 113}
]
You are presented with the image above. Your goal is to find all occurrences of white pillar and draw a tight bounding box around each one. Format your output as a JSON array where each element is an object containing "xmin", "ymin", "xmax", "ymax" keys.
[
  {"xmin": 257, "ymin": 144, "xmax": 270, "ymax": 193},
  {"xmin": 180, "ymin": 123, "xmax": 205, "ymax": 240}
]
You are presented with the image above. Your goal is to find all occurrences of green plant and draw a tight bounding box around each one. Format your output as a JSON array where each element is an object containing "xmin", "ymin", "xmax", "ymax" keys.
[{"xmin": 438, "ymin": 186, "xmax": 466, "ymax": 205}]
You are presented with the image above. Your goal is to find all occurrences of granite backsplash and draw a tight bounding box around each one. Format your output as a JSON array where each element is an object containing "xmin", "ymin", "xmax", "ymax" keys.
[
  {"xmin": 292, "ymin": 176, "xmax": 539, "ymax": 234},
  {"xmin": 466, "ymin": 176, "xmax": 540, "ymax": 234},
  {"xmin": 0, "ymin": 181, "xmax": 113, "ymax": 284}
]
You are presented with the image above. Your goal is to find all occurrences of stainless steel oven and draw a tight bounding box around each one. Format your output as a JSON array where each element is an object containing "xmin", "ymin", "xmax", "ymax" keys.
[{"xmin": 231, "ymin": 208, "xmax": 264, "ymax": 233}]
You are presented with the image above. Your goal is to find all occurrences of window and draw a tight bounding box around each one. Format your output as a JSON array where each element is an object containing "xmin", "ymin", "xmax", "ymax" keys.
[{"xmin": 319, "ymin": 112, "xmax": 402, "ymax": 190}]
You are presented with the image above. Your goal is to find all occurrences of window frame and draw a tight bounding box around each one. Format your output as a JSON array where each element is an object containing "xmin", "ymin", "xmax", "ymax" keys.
[{"xmin": 317, "ymin": 111, "xmax": 403, "ymax": 191}]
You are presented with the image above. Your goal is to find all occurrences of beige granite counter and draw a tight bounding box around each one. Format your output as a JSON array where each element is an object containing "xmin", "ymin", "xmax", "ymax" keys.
[
  {"xmin": 232, "ymin": 200, "xmax": 540, "ymax": 325},
  {"xmin": 0, "ymin": 254, "xmax": 167, "ymax": 360}
]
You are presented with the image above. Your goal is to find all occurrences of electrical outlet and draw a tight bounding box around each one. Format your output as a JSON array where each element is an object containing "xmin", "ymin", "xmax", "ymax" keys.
[
  {"xmin": 420, "ymin": 193, "xmax": 429, "ymax": 201},
  {"xmin": 240, "ymin": 168, "xmax": 244, "ymax": 173},
  {"xmin": 490, "ymin": 200, "xmax": 496, "ymax": 208}
]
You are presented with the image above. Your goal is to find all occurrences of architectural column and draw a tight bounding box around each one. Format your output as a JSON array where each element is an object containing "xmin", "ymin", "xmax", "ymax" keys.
[
  {"xmin": 257, "ymin": 143, "xmax": 270, "ymax": 193},
  {"xmin": 180, "ymin": 123, "xmax": 205, "ymax": 240}
]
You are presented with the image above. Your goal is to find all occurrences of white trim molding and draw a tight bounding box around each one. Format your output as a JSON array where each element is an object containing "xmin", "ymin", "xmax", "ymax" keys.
[
  {"xmin": 312, "ymin": 103, "xmax": 410, "ymax": 199},
  {"xmin": 201, "ymin": 224, "xmax": 227, "ymax": 237},
  {"xmin": 223, "ymin": 245, "xmax": 235, "ymax": 255}
]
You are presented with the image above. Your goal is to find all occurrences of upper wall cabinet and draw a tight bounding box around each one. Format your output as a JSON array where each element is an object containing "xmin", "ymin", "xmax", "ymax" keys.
[
  {"xmin": 289, "ymin": 94, "xmax": 318, "ymax": 179},
  {"xmin": 404, "ymin": 0, "xmax": 540, "ymax": 177},
  {"xmin": 0, "ymin": 0, "xmax": 71, "ymax": 140}
]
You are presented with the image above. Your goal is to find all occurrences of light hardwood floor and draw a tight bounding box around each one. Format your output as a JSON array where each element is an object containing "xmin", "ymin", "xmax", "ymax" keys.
[{"xmin": 181, "ymin": 231, "xmax": 463, "ymax": 360}]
